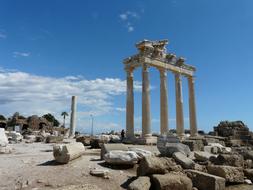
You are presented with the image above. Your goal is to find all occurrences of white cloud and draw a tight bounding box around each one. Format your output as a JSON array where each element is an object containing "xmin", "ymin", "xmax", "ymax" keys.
[
  {"xmin": 115, "ymin": 107, "xmax": 126, "ymax": 112},
  {"xmin": 0, "ymin": 68, "xmax": 142, "ymax": 132},
  {"xmin": 119, "ymin": 10, "xmax": 141, "ymax": 32},
  {"xmin": 13, "ymin": 52, "xmax": 31, "ymax": 58}
]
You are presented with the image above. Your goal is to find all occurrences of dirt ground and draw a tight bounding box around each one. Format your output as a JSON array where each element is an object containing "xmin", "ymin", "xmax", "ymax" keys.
[
  {"xmin": 0, "ymin": 141, "xmax": 159, "ymax": 190},
  {"xmin": 0, "ymin": 141, "xmax": 252, "ymax": 190}
]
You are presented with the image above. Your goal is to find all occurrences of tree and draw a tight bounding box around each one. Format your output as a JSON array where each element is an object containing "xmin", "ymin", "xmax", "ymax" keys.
[
  {"xmin": 42, "ymin": 113, "xmax": 60, "ymax": 127},
  {"xmin": 0, "ymin": 114, "xmax": 6, "ymax": 120},
  {"xmin": 61, "ymin": 112, "xmax": 68, "ymax": 127}
]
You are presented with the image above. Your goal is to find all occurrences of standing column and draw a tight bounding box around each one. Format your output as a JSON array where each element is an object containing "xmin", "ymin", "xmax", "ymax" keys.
[
  {"xmin": 142, "ymin": 64, "xmax": 151, "ymax": 137},
  {"xmin": 69, "ymin": 96, "xmax": 77, "ymax": 138},
  {"xmin": 175, "ymin": 73, "xmax": 184, "ymax": 137},
  {"xmin": 160, "ymin": 69, "xmax": 169, "ymax": 135},
  {"xmin": 188, "ymin": 76, "xmax": 198, "ymax": 136},
  {"xmin": 126, "ymin": 68, "xmax": 134, "ymax": 138}
]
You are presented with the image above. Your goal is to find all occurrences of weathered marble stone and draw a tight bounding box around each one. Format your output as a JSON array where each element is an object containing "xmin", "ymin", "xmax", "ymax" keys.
[
  {"xmin": 0, "ymin": 128, "xmax": 8, "ymax": 147},
  {"xmin": 157, "ymin": 141, "xmax": 191, "ymax": 157},
  {"xmin": 242, "ymin": 150, "xmax": 253, "ymax": 161},
  {"xmin": 137, "ymin": 156, "xmax": 182, "ymax": 176},
  {"xmin": 244, "ymin": 169, "xmax": 253, "ymax": 181},
  {"xmin": 90, "ymin": 168, "xmax": 109, "ymax": 179},
  {"xmin": 194, "ymin": 151, "xmax": 214, "ymax": 162},
  {"xmin": 207, "ymin": 165, "xmax": 244, "ymax": 183},
  {"xmin": 128, "ymin": 176, "xmax": 151, "ymax": 190},
  {"xmin": 6, "ymin": 131, "xmax": 23, "ymax": 142},
  {"xmin": 186, "ymin": 169, "xmax": 225, "ymax": 190},
  {"xmin": 128, "ymin": 147, "xmax": 152, "ymax": 160},
  {"xmin": 46, "ymin": 135, "xmax": 64, "ymax": 143},
  {"xmin": 100, "ymin": 143, "xmax": 128, "ymax": 160},
  {"xmin": 182, "ymin": 139, "xmax": 204, "ymax": 151},
  {"xmin": 104, "ymin": 150, "xmax": 138, "ymax": 165},
  {"xmin": 213, "ymin": 154, "xmax": 244, "ymax": 167},
  {"xmin": 53, "ymin": 142, "xmax": 85, "ymax": 164},
  {"xmin": 76, "ymin": 136, "xmax": 91, "ymax": 146},
  {"xmin": 173, "ymin": 152, "xmax": 195, "ymax": 169},
  {"xmin": 151, "ymin": 173, "xmax": 192, "ymax": 190}
]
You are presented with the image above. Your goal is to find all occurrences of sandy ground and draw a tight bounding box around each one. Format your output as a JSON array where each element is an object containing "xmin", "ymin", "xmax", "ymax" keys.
[
  {"xmin": 0, "ymin": 141, "xmax": 159, "ymax": 190},
  {"xmin": 0, "ymin": 141, "xmax": 252, "ymax": 190}
]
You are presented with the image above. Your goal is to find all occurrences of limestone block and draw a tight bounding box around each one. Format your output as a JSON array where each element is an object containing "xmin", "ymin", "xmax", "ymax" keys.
[
  {"xmin": 46, "ymin": 135, "xmax": 64, "ymax": 143},
  {"xmin": 76, "ymin": 136, "xmax": 91, "ymax": 146},
  {"xmin": 137, "ymin": 156, "xmax": 182, "ymax": 176},
  {"xmin": 207, "ymin": 165, "xmax": 244, "ymax": 183},
  {"xmin": 194, "ymin": 151, "xmax": 214, "ymax": 162},
  {"xmin": 6, "ymin": 131, "xmax": 23, "ymax": 142},
  {"xmin": 128, "ymin": 147, "xmax": 152, "ymax": 160},
  {"xmin": 0, "ymin": 128, "xmax": 8, "ymax": 147},
  {"xmin": 186, "ymin": 169, "xmax": 225, "ymax": 190},
  {"xmin": 213, "ymin": 154, "xmax": 244, "ymax": 167},
  {"xmin": 157, "ymin": 141, "xmax": 191, "ymax": 157},
  {"xmin": 182, "ymin": 139, "xmax": 204, "ymax": 151},
  {"xmin": 100, "ymin": 143, "xmax": 129, "ymax": 160},
  {"xmin": 244, "ymin": 169, "xmax": 253, "ymax": 181},
  {"xmin": 127, "ymin": 176, "xmax": 151, "ymax": 190},
  {"xmin": 151, "ymin": 173, "xmax": 192, "ymax": 190},
  {"xmin": 24, "ymin": 135, "xmax": 36, "ymax": 143},
  {"xmin": 53, "ymin": 142, "xmax": 85, "ymax": 164},
  {"xmin": 242, "ymin": 150, "xmax": 253, "ymax": 161},
  {"xmin": 172, "ymin": 152, "xmax": 195, "ymax": 169},
  {"xmin": 109, "ymin": 135, "xmax": 121, "ymax": 143},
  {"xmin": 104, "ymin": 150, "xmax": 138, "ymax": 165}
]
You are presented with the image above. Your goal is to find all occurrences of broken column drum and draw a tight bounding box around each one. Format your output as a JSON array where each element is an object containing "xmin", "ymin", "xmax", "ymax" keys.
[{"xmin": 123, "ymin": 39, "xmax": 198, "ymax": 137}]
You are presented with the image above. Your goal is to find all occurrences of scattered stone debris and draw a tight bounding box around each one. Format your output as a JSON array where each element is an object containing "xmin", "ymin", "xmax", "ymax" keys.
[
  {"xmin": 89, "ymin": 168, "xmax": 109, "ymax": 179},
  {"xmin": 100, "ymin": 143, "xmax": 128, "ymax": 160}
]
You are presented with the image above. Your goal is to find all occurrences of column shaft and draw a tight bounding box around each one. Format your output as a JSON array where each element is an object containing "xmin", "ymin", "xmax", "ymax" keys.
[
  {"xmin": 126, "ymin": 68, "xmax": 134, "ymax": 138},
  {"xmin": 160, "ymin": 69, "xmax": 169, "ymax": 135},
  {"xmin": 175, "ymin": 73, "xmax": 184, "ymax": 137},
  {"xmin": 188, "ymin": 76, "xmax": 198, "ymax": 136},
  {"xmin": 69, "ymin": 96, "xmax": 77, "ymax": 137},
  {"xmin": 142, "ymin": 64, "xmax": 151, "ymax": 137}
]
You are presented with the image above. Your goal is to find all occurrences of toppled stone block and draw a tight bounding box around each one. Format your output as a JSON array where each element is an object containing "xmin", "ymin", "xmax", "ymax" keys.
[
  {"xmin": 53, "ymin": 142, "xmax": 85, "ymax": 164},
  {"xmin": 213, "ymin": 154, "xmax": 244, "ymax": 167},
  {"xmin": 104, "ymin": 150, "xmax": 138, "ymax": 165},
  {"xmin": 186, "ymin": 169, "xmax": 225, "ymax": 190},
  {"xmin": 182, "ymin": 139, "xmax": 204, "ymax": 151},
  {"xmin": 6, "ymin": 131, "xmax": 23, "ymax": 142},
  {"xmin": 76, "ymin": 136, "xmax": 91, "ymax": 146},
  {"xmin": 244, "ymin": 169, "xmax": 253, "ymax": 181},
  {"xmin": 173, "ymin": 152, "xmax": 195, "ymax": 169},
  {"xmin": 128, "ymin": 176, "xmax": 151, "ymax": 190},
  {"xmin": 194, "ymin": 151, "xmax": 214, "ymax": 162},
  {"xmin": 157, "ymin": 140, "xmax": 191, "ymax": 157},
  {"xmin": 100, "ymin": 143, "xmax": 128, "ymax": 160},
  {"xmin": 109, "ymin": 135, "xmax": 121, "ymax": 143},
  {"xmin": 0, "ymin": 128, "xmax": 8, "ymax": 146},
  {"xmin": 151, "ymin": 173, "xmax": 192, "ymax": 190},
  {"xmin": 46, "ymin": 135, "xmax": 64, "ymax": 143},
  {"xmin": 207, "ymin": 165, "xmax": 244, "ymax": 183},
  {"xmin": 242, "ymin": 150, "xmax": 253, "ymax": 161},
  {"xmin": 137, "ymin": 156, "xmax": 182, "ymax": 176},
  {"xmin": 128, "ymin": 147, "xmax": 152, "ymax": 160}
]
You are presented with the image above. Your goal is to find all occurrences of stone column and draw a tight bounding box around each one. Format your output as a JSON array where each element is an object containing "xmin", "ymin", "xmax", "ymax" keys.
[
  {"xmin": 126, "ymin": 68, "xmax": 134, "ymax": 138},
  {"xmin": 142, "ymin": 64, "xmax": 151, "ymax": 137},
  {"xmin": 175, "ymin": 73, "xmax": 184, "ymax": 137},
  {"xmin": 188, "ymin": 76, "xmax": 198, "ymax": 136},
  {"xmin": 69, "ymin": 96, "xmax": 77, "ymax": 138},
  {"xmin": 159, "ymin": 69, "xmax": 169, "ymax": 135}
]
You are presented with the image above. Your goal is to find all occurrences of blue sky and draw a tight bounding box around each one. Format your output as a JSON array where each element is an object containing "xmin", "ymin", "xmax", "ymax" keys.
[{"xmin": 0, "ymin": 0, "xmax": 253, "ymax": 133}]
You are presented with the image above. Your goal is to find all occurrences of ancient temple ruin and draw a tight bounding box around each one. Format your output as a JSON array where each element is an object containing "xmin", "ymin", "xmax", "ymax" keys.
[{"xmin": 123, "ymin": 39, "xmax": 198, "ymax": 138}]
